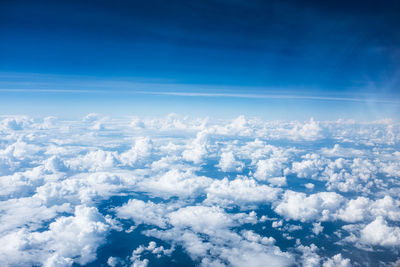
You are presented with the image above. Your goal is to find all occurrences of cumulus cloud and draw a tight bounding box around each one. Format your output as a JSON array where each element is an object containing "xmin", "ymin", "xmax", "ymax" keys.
[
  {"xmin": 288, "ymin": 118, "xmax": 323, "ymax": 141},
  {"xmin": 138, "ymin": 169, "xmax": 212, "ymax": 199},
  {"xmin": 127, "ymin": 241, "xmax": 174, "ymax": 266},
  {"xmin": 336, "ymin": 196, "xmax": 400, "ymax": 223},
  {"xmin": 217, "ymin": 151, "xmax": 244, "ymax": 172},
  {"xmin": 119, "ymin": 137, "xmax": 153, "ymax": 167},
  {"xmin": 360, "ymin": 216, "xmax": 400, "ymax": 247},
  {"xmin": 115, "ymin": 199, "xmax": 170, "ymax": 228},
  {"xmin": 274, "ymin": 191, "xmax": 344, "ymax": 222},
  {"xmin": 291, "ymin": 153, "xmax": 327, "ymax": 179},
  {"xmin": 205, "ymin": 176, "xmax": 280, "ymax": 207},
  {"xmin": 297, "ymin": 244, "xmax": 321, "ymax": 267},
  {"xmin": 0, "ymin": 205, "xmax": 114, "ymax": 266},
  {"xmin": 168, "ymin": 205, "xmax": 239, "ymax": 234},
  {"xmin": 322, "ymin": 254, "xmax": 351, "ymax": 267},
  {"xmin": 182, "ymin": 130, "xmax": 209, "ymax": 164},
  {"xmin": 254, "ymin": 157, "xmax": 286, "ymax": 180},
  {"xmin": 0, "ymin": 116, "xmax": 33, "ymax": 131},
  {"xmin": 0, "ymin": 114, "xmax": 399, "ymax": 266}
]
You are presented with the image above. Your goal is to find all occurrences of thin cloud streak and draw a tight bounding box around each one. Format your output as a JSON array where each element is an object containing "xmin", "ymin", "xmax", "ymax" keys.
[
  {"xmin": 1, "ymin": 88, "xmax": 399, "ymax": 105},
  {"xmin": 135, "ymin": 91, "xmax": 400, "ymax": 105}
]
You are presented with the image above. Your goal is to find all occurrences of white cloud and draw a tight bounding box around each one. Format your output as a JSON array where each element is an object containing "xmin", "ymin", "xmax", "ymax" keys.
[
  {"xmin": 320, "ymin": 144, "xmax": 364, "ymax": 158},
  {"xmin": 0, "ymin": 115, "xmax": 399, "ymax": 266},
  {"xmin": 336, "ymin": 196, "xmax": 400, "ymax": 223},
  {"xmin": 274, "ymin": 191, "xmax": 344, "ymax": 222},
  {"xmin": 67, "ymin": 150, "xmax": 117, "ymax": 172},
  {"xmin": 182, "ymin": 130, "xmax": 209, "ymax": 164},
  {"xmin": 297, "ymin": 244, "xmax": 321, "ymax": 267},
  {"xmin": 0, "ymin": 205, "xmax": 113, "ymax": 266},
  {"xmin": 360, "ymin": 216, "xmax": 400, "ymax": 247},
  {"xmin": 0, "ymin": 196, "xmax": 71, "ymax": 234},
  {"xmin": 305, "ymin": 183, "xmax": 315, "ymax": 189},
  {"xmin": 312, "ymin": 222, "xmax": 324, "ymax": 235},
  {"xmin": 115, "ymin": 199, "xmax": 169, "ymax": 228},
  {"xmin": 0, "ymin": 116, "xmax": 33, "ymax": 131},
  {"xmin": 217, "ymin": 151, "xmax": 244, "ymax": 172},
  {"xmin": 138, "ymin": 169, "xmax": 212, "ymax": 199},
  {"xmin": 291, "ymin": 153, "xmax": 327, "ymax": 179},
  {"xmin": 254, "ymin": 158, "xmax": 286, "ymax": 180},
  {"xmin": 168, "ymin": 206, "xmax": 236, "ymax": 234},
  {"xmin": 131, "ymin": 241, "xmax": 174, "ymax": 258},
  {"xmin": 288, "ymin": 118, "xmax": 323, "ymax": 141},
  {"xmin": 205, "ymin": 176, "xmax": 280, "ymax": 207},
  {"xmin": 119, "ymin": 137, "xmax": 153, "ymax": 167},
  {"xmin": 336, "ymin": 197, "xmax": 371, "ymax": 223},
  {"xmin": 322, "ymin": 254, "xmax": 351, "ymax": 267}
]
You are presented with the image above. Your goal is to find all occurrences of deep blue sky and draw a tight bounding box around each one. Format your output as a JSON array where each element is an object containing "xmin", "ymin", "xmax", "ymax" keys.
[{"xmin": 0, "ymin": 0, "xmax": 399, "ymax": 119}]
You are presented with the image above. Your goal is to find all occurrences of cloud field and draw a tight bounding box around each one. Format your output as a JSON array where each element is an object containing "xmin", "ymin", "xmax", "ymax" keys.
[{"xmin": 0, "ymin": 114, "xmax": 399, "ymax": 266}]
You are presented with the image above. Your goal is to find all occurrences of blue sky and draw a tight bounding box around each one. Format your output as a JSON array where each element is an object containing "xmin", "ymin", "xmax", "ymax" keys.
[{"xmin": 1, "ymin": 0, "xmax": 399, "ymax": 119}]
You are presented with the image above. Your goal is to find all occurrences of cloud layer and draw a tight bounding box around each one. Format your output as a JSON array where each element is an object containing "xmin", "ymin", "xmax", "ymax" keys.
[{"xmin": 0, "ymin": 114, "xmax": 399, "ymax": 266}]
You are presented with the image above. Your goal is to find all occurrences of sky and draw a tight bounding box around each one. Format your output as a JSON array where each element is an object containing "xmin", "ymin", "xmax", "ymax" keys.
[
  {"xmin": 1, "ymin": 2, "xmax": 400, "ymax": 266},
  {"xmin": 1, "ymin": 0, "xmax": 400, "ymax": 119}
]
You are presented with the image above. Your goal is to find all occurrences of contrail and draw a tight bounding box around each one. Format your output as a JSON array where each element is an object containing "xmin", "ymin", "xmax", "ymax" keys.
[
  {"xmin": 1, "ymin": 88, "xmax": 399, "ymax": 105},
  {"xmin": 136, "ymin": 91, "xmax": 400, "ymax": 104}
]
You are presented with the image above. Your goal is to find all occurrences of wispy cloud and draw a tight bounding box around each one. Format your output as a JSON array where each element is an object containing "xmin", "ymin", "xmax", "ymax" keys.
[
  {"xmin": 1, "ymin": 88, "xmax": 399, "ymax": 105},
  {"xmin": 140, "ymin": 91, "xmax": 400, "ymax": 104}
]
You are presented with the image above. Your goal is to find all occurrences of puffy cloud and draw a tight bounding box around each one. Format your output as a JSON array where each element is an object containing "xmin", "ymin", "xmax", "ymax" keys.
[
  {"xmin": 350, "ymin": 158, "xmax": 377, "ymax": 182},
  {"xmin": 336, "ymin": 197, "xmax": 370, "ymax": 223},
  {"xmin": 370, "ymin": 196, "xmax": 400, "ymax": 221},
  {"xmin": 0, "ymin": 114, "xmax": 399, "ymax": 266},
  {"xmin": 168, "ymin": 206, "xmax": 237, "ymax": 234},
  {"xmin": 135, "ymin": 201, "xmax": 292, "ymax": 266},
  {"xmin": 119, "ymin": 137, "xmax": 153, "ymax": 167},
  {"xmin": 378, "ymin": 151, "xmax": 400, "ymax": 178},
  {"xmin": 67, "ymin": 150, "xmax": 117, "ymax": 172},
  {"xmin": 291, "ymin": 153, "xmax": 327, "ymax": 179},
  {"xmin": 138, "ymin": 169, "xmax": 212, "ymax": 199},
  {"xmin": 115, "ymin": 199, "xmax": 169, "ymax": 228},
  {"xmin": 254, "ymin": 158, "xmax": 286, "ymax": 181},
  {"xmin": 274, "ymin": 191, "xmax": 344, "ymax": 222},
  {"xmin": 0, "ymin": 196, "xmax": 71, "ymax": 234},
  {"xmin": 0, "ymin": 116, "xmax": 32, "ymax": 131},
  {"xmin": 217, "ymin": 242, "xmax": 293, "ymax": 267},
  {"xmin": 360, "ymin": 216, "xmax": 400, "ymax": 247},
  {"xmin": 182, "ymin": 130, "xmax": 209, "ymax": 164},
  {"xmin": 217, "ymin": 151, "xmax": 244, "ymax": 172},
  {"xmin": 166, "ymin": 206, "xmax": 257, "ymax": 235},
  {"xmin": 0, "ymin": 205, "xmax": 113, "ymax": 266},
  {"xmin": 145, "ymin": 226, "xmax": 293, "ymax": 267},
  {"xmin": 35, "ymin": 171, "xmax": 132, "ymax": 205},
  {"xmin": 0, "ymin": 169, "xmax": 45, "ymax": 199},
  {"xmin": 288, "ymin": 118, "xmax": 323, "ymax": 141},
  {"xmin": 205, "ymin": 176, "xmax": 280, "ymax": 207},
  {"xmin": 82, "ymin": 113, "xmax": 110, "ymax": 130},
  {"xmin": 272, "ymin": 220, "xmax": 283, "ymax": 228},
  {"xmin": 312, "ymin": 222, "xmax": 324, "ymax": 235},
  {"xmin": 0, "ymin": 140, "xmax": 42, "ymax": 174},
  {"xmin": 336, "ymin": 196, "xmax": 400, "ymax": 223},
  {"xmin": 297, "ymin": 244, "xmax": 321, "ymax": 267},
  {"xmin": 131, "ymin": 241, "xmax": 174, "ymax": 258},
  {"xmin": 320, "ymin": 144, "xmax": 364, "ymax": 158},
  {"xmin": 304, "ymin": 183, "xmax": 315, "ymax": 189},
  {"xmin": 225, "ymin": 115, "xmax": 254, "ymax": 136},
  {"xmin": 107, "ymin": 256, "xmax": 122, "ymax": 267},
  {"xmin": 322, "ymin": 254, "xmax": 351, "ymax": 267}
]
